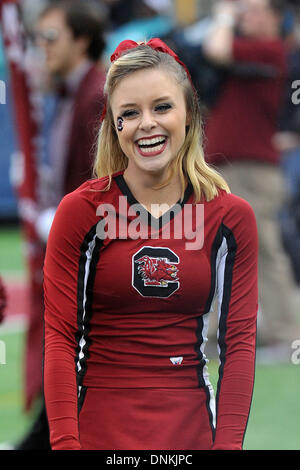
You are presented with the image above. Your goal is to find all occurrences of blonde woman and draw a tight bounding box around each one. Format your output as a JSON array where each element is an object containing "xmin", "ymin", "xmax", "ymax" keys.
[{"xmin": 43, "ymin": 39, "xmax": 258, "ymax": 450}]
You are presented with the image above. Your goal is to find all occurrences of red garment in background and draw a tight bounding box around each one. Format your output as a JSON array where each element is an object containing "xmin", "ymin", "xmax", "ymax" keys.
[
  {"xmin": 0, "ymin": 0, "xmax": 105, "ymax": 409},
  {"xmin": 25, "ymin": 63, "xmax": 105, "ymax": 409},
  {"xmin": 0, "ymin": 0, "xmax": 43, "ymax": 409},
  {"xmin": 63, "ymin": 64, "xmax": 105, "ymax": 195},
  {"xmin": 205, "ymin": 38, "xmax": 287, "ymax": 165}
]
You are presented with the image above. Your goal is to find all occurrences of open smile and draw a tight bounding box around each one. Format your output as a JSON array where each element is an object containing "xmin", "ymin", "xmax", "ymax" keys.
[{"xmin": 135, "ymin": 135, "xmax": 168, "ymax": 157}]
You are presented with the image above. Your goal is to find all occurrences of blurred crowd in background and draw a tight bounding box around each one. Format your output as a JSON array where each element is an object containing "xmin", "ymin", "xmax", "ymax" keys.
[{"xmin": 0, "ymin": 0, "xmax": 300, "ymax": 450}]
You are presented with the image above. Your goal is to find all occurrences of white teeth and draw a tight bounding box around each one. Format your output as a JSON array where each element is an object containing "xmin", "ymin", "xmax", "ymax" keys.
[
  {"xmin": 138, "ymin": 136, "xmax": 166, "ymax": 147},
  {"xmin": 139, "ymin": 142, "xmax": 165, "ymax": 153}
]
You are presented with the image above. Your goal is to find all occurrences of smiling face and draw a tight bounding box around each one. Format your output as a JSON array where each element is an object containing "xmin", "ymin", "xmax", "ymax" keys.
[{"xmin": 109, "ymin": 67, "xmax": 189, "ymax": 181}]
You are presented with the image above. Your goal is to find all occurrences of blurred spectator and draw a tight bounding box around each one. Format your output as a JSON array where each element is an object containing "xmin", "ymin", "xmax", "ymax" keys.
[
  {"xmin": 158, "ymin": 18, "xmax": 229, "ymax": 111},
  {"xmin": 34, "ymin": 0, "xmax": 106, "ymax": 224},
  {"xmin": 160, "ymin": 0, "xmax": 281, "ymax": 118},
  {"xmin": 202, "ymin": 0, "xmax": 300, "ymax": 350},
  {"xmin": 101, "ymin": 0, "xmax": 138, "ymax": 29},
  {"xmin": 275, "ymin": 5, "xmax": 300, "ymax": 283},
  {"xmin": 14, "ymin": 0, "xmax": 106, "ymax": 450},
  {"xmin": 104, "ymin": 0, "xmax": 174, "ymax": 62}
]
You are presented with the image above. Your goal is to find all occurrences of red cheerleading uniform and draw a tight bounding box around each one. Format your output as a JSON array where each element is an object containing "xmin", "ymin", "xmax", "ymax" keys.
[{"xmin": 43, "ymin": 171, "xmax": 258, "ymax": 450}]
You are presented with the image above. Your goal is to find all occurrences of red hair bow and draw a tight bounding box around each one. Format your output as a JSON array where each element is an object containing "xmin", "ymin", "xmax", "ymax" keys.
[
  {"xmin": 110, "ymin": 38, "xmax": 192, "ymax": 83},
  {"xmin": 100, "ymin": 38, "xmax": 194, "ymax": 121}
]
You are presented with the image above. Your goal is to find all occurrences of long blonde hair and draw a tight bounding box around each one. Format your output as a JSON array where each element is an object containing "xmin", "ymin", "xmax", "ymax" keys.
[{"xmin": 93, "ymin": 44, "xmax": 230, "ymax": 203}]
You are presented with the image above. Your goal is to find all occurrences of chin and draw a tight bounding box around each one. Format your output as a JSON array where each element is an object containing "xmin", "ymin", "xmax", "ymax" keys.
[
  {"xmin": 47, "ymin": 62, "xmax": 57, "ymax": 75},
  {"xmin": 142, "ymin": 165, "xmax": 167, "ymax": 175},
  {"xmin": 144, "ymin": 163, "xmax": 174, "ymax": 182},
  {"xmin": 239, "ymin": 24, "xmax": 260, "ymax": 38},
  {"xmin": 141, "ymin": 157, "xmax": 169, "ymax": 170}
]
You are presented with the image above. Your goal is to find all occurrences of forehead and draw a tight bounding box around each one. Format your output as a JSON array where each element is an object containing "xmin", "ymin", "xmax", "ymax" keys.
[
  {"xmin": 241, "ymin": 0, "xmax": 269, "ymax": 10},
  {"xmin": 37, "ymin": 8, "xmax": 67, "ymax": 29},
  {"xmin": 110, "ymin": 67, "xmax": 185, "ymax": 107}
]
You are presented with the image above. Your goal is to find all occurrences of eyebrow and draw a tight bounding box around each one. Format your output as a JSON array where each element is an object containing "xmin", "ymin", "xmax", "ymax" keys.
[{"xmin": 118, "ymin": 96, "xmax": 173, "ymax": 109}]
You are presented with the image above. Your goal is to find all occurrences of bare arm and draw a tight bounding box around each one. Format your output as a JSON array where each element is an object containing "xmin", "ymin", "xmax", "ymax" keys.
[{"xmin": 202, "ymin": 0, "xmax": 239, "ymax": 65}]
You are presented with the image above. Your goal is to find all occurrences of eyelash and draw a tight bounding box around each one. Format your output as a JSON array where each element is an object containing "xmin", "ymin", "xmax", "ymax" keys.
[
  {"xmin": 155, "ymin": 103, "xmax": 172, "ymax": 112},
  {"xmin": 121, "ymin": 103, "xmax": 172, "ymax": 119},
  {"xmin": 121, "ymin": 109, "xmax": 138, "ymax": 118}
]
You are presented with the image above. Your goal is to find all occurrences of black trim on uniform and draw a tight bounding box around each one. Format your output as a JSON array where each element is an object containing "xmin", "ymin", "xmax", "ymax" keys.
[
  {"xmin": 77, "ymin": 386, "xmax": 88, "ymax": 416},
  {"xmin": 75, "ymin": 224, "xmax": 103, "ymax": 390},
  {"xmin": 115, "ymin": 173, "xmax": 193, "ymax": 230},
  {"xmin": 194, "ymin": 314, "xmax": 216, "ymax": 441},
  {"xmin": 215, "ymin": 224, "xmax": 237, "ymax": 418},
  {"xmin": 194, "ymin": 224, "xmax": 223, "ymax": 441}
]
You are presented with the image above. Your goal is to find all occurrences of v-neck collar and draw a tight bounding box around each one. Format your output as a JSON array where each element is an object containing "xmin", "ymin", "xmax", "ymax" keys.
[{"xmin": 114, "ymin": 173, "xmax": 193, "ymax": 229}]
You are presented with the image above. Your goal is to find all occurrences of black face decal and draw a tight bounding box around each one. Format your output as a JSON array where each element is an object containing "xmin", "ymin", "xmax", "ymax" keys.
[{"xmin": 117, "ymin": 116, "xmax": 124, "ymax": 131}]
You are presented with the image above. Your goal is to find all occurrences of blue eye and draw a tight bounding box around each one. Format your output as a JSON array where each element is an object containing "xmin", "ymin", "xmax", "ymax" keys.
[{"xmin": 155, "ymin": 103, "xmax": 172, "ymax": 112}]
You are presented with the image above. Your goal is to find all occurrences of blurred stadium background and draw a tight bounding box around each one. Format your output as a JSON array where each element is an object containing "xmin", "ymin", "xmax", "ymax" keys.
[{"xmin": 0, "ymin": 0, "xmax": 300, "ymax": 450}]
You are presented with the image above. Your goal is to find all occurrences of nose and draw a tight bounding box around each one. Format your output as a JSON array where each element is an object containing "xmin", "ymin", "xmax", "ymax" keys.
[{"xmin": 138, "ymin": 110, "xmax": 157, "ymax": 132}]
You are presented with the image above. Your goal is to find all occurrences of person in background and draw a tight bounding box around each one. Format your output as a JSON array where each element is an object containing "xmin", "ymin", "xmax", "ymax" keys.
[
  {"xmin": 35, "ymin": 0, "xmax": 106, "ymax": 230},
  {"xmin": 15, "ymin": 0, "xmax": 106, "ymax": 450},
  {"xmin": 202, "ymin": 0, "xmax": 300, "ymax": 357},
  {"xmin": 274, "ymin": 4, "xmax": 300, "ymax": 285},
  {"xmin": 103, "ymin": 0, "xmax": 174, "ymax": 63},
  {"xmin": 101, "ymin": 0, "xmax": 137, "ymax": 30}
]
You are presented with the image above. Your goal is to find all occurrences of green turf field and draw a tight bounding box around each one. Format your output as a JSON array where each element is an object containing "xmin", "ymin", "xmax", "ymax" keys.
[
  {"xmin": 0, "ymin": 226, "xmax": 299, "ymax": 450},
  {"xmin": 0, "ymin": 227, "xmax": 26, "ymax": 277},
  {"xmin": 0, "ymin": 329, "xmax": 38, "ymax": 446}
]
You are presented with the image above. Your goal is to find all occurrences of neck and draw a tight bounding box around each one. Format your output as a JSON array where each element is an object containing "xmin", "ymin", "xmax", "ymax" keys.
[
  {"xmin": 263, "ymin": 26, "xmax": 280, "ymax": 39},
  {"xmin": 123, "ymin": 167, "xmax": 184, "ymax": 216},
  {"xmin": 259, "ymin": 19, "xmax": 281, "ymax": 39},
  {"xmin": 61, "ymin": 55, "xmax": 89, "ymax": 80}
]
